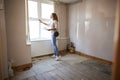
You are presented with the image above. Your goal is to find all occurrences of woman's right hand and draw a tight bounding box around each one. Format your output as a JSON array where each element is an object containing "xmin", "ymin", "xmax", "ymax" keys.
[
  {"xmin": 39, "ymin": 19, "xmax": 42, "ymax": 23},
  {"xmin": 39, "ymin": 19, "xmax": 48, "ymax": 25}
]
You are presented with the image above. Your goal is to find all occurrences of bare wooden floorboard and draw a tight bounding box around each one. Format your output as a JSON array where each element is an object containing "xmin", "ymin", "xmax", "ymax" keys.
[
  {"xmin": 54, "ymin": 62, "xmax": 91, "ymax": 80},
  {"xmin": 60, "ymin": 62, "xmax": 90, "ymax": 77},
  {"xmin": 59, "ymin": 68, "xmax": 74, "ymax": 80},
  {"xmin": 62, "ymin": 62, "xmax": 111, "ymax": 80},
  {"xmin": 12, "ymin": 54, "xmax": 111, "ymax": 80},
  {"xmin": 72, "ymin": 63, "xmax": 111, "ymax": 80},
  {"xmin": 53, "ymin": 69, "xmax": 73, "ymax": 80},
  {"xmin": 27, "ymin": 76, "xmax": 37, "ymax": 80},
  {"xmin": 48, "ymin": 71, "xmax": 63, "ymax": 80},
  {"xmin": 54, "ymin": 63, "xmax": 80, "ymax": 80},
  {"xmin": 55, "ymin": 64, "xmax": 87, "ymax": 80},
  {"xmin": 42, "ymin": 72, "xmax": 59, "ymax": 80},
  {"xmin": 35, "ymin": 74, "xmax": 46, "ymax": 80},
  {"xmin": 22, "ymin": 78, "xmax": 28, "ymax": 80}
]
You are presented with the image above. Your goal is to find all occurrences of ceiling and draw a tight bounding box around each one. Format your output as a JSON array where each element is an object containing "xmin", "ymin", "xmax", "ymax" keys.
[{"xmin": 52, "ymin": 0, "xmax": 81, "ymax": 4}]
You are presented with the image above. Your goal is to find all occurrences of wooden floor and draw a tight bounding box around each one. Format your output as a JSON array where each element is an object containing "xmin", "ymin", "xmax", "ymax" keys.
[{"xmin": 11, "ymin": 54, "xmax": 111, "ymax": 80}]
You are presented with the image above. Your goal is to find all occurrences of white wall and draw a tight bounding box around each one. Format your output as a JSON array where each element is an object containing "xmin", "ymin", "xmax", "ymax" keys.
[
  {"xmin": 31, "ymin": 40, "xmax": 53, "ymax": 57},
  {"xmin": 54, "ymin": 2, "xmax": 68, "ymax": 38},
  {"xmin": 31, "ymin": 2, "xmax": 69, "ymax": 57},
  {"xmin": 5, "ymin": 0, "xmax": 32, "ymax": 66},
  {"xmin": 68, "ymin": 0, "xmax": 116, "ymax": 61},
  {"xmin": 31, "ymin": 39, "xmax": 68, "ymax": 57}
]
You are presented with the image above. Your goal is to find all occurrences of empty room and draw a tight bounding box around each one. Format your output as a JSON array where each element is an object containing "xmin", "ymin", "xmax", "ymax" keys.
[{"xmin": 0, "ymin": 0, "xmax": 120, "ymax": 80}]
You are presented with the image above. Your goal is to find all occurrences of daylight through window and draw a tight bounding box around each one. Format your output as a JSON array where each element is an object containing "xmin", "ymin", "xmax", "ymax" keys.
[{"xmin": 28, "ymin": 0, "xmax": 54, "ymax": 41}]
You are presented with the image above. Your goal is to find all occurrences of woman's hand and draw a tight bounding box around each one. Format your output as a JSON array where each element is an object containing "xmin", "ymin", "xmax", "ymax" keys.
[
  {"xmin": 39, "ymin": 19, "xmax": 48, "ymax": 25},
  {"xmin": 39, "ymin": 19, "xmax": 42, "ymax": 23}
]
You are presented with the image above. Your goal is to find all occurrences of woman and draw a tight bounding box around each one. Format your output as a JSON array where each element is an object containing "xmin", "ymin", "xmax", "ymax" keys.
[{"xmin": 39, "ymin": 13, "xmax": 60, "ymax": 61}]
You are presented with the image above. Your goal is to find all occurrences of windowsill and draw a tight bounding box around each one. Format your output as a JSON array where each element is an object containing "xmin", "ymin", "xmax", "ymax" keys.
[
  {"xmin": 30, "ymin": 38, "xmax": 51, "ymax": 42},
  {"xmin": 26, "ymin": 41, "xmax": 32, "ymax": 46},
  {"xmin": 30, "ymin": 37, "xmax": 70, "ymax": 42}
]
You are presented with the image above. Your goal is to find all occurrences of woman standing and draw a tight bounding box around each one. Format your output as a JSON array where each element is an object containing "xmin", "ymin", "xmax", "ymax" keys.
[{"xmin": 39, "ymin": 13, "xmax": 60, "ymax": 61}]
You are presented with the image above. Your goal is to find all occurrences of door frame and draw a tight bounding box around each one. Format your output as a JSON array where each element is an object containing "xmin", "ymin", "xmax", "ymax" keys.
[
  {"xmin": 112, "ymin": 0, "xmax": 120, "ymax": 80},
  {"xmin": 0, "ymin": 35, "xmax": 3, "ymax": 80},
  {"xmin": 0, "ymin": 12, "xmax": 3, "ymax": 80}
]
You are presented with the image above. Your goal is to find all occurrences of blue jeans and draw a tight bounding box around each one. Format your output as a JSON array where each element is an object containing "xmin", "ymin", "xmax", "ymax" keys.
[{"xmin": 51, "ymin": 35, "xmax": 59, "ymax": 56}]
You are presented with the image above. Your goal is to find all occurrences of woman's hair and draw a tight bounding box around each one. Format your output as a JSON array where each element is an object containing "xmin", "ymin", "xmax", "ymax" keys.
[{"xmin": 52, "ymin": 13, "xmax": 58, "ymax": 21}]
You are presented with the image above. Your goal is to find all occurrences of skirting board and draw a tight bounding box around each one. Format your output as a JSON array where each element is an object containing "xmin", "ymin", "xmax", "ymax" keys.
[
  {"xmin": 12, "ymin": 63, "xmax": 32, "ymax": 71},
  {"xmin": 75, "ymin": 51, "xmax": 112, "ymax": 65},
  {"xmin": 32, "ymin": 50, "xmax": 67, "ymax": 59},
  {"xmin": 4, "ymin": 63, "xmax": 32, "ymax": 80},
  {"xmin": 32, "ymin": 50, "xmax": 112, "ymax": 65}
]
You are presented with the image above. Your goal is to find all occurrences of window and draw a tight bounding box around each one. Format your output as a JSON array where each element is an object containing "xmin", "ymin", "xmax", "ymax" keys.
[
  {"xmin": 41, "ymin": 3, "xmax": 54, "ymax": 19},
  {"xmin": 28, "ymin": 0, "xmax": 54, "ymax": 41}
]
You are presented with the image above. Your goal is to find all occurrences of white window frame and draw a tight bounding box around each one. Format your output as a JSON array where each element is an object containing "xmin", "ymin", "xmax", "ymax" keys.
[{"xmin": 28, "ymin": 0, "xmax": 54, "ymax": 41}]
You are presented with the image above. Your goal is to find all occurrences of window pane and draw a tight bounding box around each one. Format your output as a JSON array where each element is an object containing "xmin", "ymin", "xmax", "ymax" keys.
[
  {"xmin": 29, "ymin": 20, "xmax": 39, "ymax": 39},
  {"xmin": 28, "ymin": 1, "xmax": 38, "ymax": 18},
  {"xmin": 41, "ymin": 3, "xmax": 54, "ymax": 19},
  {"xmin": 41, "ymin": 24, "xmax": 51, "ymax": 39}
]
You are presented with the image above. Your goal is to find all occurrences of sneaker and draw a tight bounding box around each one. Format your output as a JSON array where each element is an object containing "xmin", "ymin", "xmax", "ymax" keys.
[
  {"xmin": 51, "ymin": 55, "xmax": 56, "ymax": 58},
  {"xmin": 55, "ymin": 56, "xmax": 60, "ymax": 61},
  {"xmin": 59, "ymin": 55, "xmax": 61, "ymax": 58},
  {"xmin": 55, "ymin": 56, "xmax": 61, "ymax": 61}
]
